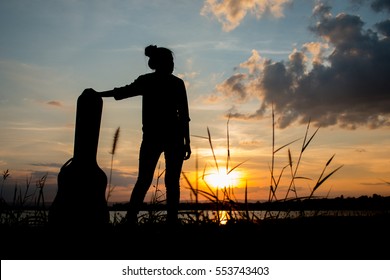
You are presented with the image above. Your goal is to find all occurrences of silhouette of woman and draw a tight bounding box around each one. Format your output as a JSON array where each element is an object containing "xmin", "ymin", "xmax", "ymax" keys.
[{"xmin": 93, "ymin": 45, "xmax": 191, "ymax": 225}]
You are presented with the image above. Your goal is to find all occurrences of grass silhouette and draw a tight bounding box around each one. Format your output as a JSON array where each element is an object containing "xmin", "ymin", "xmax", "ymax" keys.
[
  {"xmin": 0, "ymin": 109, "xmax": 376, "ymax": 227},
  {"xmin": 1, "ymin": 112, "xmax": 389, "ymax": 260},
  {"xmin": 106, "ymin": 126, "xmax": 120, "ymax": 203}
]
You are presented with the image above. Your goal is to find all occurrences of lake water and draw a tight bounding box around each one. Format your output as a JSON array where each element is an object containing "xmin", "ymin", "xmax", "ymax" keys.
[
  {"xmin": 109, "ymin": 209, "xmax": 386, "ymax": 225},
  {"xmin": 2, "ymin": 209, "xmax": 386, "ymax": 225}
]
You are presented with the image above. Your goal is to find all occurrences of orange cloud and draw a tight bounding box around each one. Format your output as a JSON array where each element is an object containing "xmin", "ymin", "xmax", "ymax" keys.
[{"xmin": 201, "ymin": 0, "xmax": 291, "ymax": 31}]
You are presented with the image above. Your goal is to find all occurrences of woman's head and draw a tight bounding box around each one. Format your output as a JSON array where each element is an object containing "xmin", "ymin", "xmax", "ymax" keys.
[{"xmin": 145, "ymin": 45, "xmax": 174, "ymax": 74}]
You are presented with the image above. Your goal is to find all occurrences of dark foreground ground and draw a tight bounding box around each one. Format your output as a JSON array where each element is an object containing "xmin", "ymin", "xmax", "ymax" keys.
[{"xmin": 1, "ymin": 215, "xmax": 389, "ymax": 260}]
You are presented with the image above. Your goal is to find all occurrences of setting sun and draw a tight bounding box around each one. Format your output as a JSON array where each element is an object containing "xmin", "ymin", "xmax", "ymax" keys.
[{"xmin": 204, "ymin": 169, "xmax": 243, "ymax": 189}]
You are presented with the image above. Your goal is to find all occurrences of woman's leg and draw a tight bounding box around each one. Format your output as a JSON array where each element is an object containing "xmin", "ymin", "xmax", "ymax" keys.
[
  {"xmin": 126, "ymin": 139, "xmax": 162, "ymax": 224},
  {"xmin": 164, "ymin": 141, "xmax": 184, "ymax": 225}
]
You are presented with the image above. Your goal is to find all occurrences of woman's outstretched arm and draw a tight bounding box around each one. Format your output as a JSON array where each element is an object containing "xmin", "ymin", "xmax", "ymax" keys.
[
  {"xmin": 97, "ymin": 89, "xmax": 116, "ymax": 98},
  {"xmin": 83, "ymin": 88, "xmax": 115, "ymax": 98}
]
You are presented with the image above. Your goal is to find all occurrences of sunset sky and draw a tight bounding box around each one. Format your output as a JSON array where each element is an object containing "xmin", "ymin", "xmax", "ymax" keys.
[{"xmin": 1, "ymin": 0, "xmax": 389, "ymax": 204}]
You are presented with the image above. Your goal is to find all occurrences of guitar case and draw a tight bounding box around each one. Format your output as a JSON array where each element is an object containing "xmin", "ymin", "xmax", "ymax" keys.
[{"xmin": 48, "ymin": 89, "xmax": 109, "ymax": 227}]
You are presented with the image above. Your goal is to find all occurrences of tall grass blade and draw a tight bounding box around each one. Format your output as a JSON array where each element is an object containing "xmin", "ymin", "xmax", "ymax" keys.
[
  {"xmin": 226, "ymin": 114, "xmax": 231, "ymax": 173},
  {"xmin": 110, "ymin": 127, "xmax": 120, "ymax": 156},
  {"xmin": 309, "ymin": 155, "xmax": 344, "ymax": 199},
  {"xmin": 288, "ymin": 149, "xmax": 292, "ymax": 168},
  {"xmin": 302, "ymin": 123, "xmax": 320, "ymax": 153},
  {"xmin": 325, "ymin": 154, "xmax": 335, "ymax": 167},
  {"xmin": 268, "ymin": 103, "xmax": 275, "ymax": 203},
  {"xmin": 207, "ymin": 127, "xmax": 219, "ymax": 173},
  {"xmin": 107, "ymin": 127, "xmax": 120, "ymax": 202},
  {"xmin": 182, "ymin": 171, "xmax": 197, "ymax": 198},
  {"xmin": 274, "ymin": 138, "xmax": 301, "ymax": 154},
  {"xmin": 195, "ymin": 150, "xmax": 199, "ymax": 205},
  {"xmin": 227, "ymin": 160, "xmax": 248, "ymax": 175},
  {"xmin": 1, "ymin": 169, "xmax": 10, "ymax": 198},
  {"xmin": 244, "ymin": 180, "xmax": 249, "ymax": 221},
  {"xmin": 312, "ymin": 165, "xmax": 343, "ymax": 194}
]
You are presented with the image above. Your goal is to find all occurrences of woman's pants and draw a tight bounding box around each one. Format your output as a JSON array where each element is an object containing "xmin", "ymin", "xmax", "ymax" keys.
[{"xmin": 126, "ymin": 136, "xmax": 184, "ymax": 225}]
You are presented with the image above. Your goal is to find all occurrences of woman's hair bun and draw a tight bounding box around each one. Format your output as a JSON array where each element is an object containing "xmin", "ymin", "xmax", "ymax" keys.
[{"xmin": 145, "ymin": 45, "xmax": 158, "ymax": 58}]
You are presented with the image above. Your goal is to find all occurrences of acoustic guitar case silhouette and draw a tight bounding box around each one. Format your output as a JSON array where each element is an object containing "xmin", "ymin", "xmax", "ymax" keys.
[{"xmin": 49, "ymin": 89, "xmax": 109, "ymax": 227}]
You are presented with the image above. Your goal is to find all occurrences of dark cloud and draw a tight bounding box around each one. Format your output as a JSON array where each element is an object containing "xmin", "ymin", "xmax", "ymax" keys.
[
  {"xmin": 29, "ymin": 163, "xmax": 137, "ymax": 189},
  {"xmin": 29, "ymin": 170, "xmax": 57, "ymax": 180},
  {"xmin": 101, "ymin": 168, "xmax": 137, "ymax": 188},
  {"xmin": 47, "ymin": 100, "xmax": 62, "ymax": 107},
  {"xmin": 375, "ymin": 19, "xmax": 390, "ymax": 36},
  {"xmin": 30, "ymin": 162, "xmax": 64, "ymax": 168},
  {"xmin": 216, "ymin": 73, "xmax": 250, "ymax": 102},
  {"xmin": 350, "ymin": 0, "xmax": 390, "ymax": 13},
  {"xmin": 371, "ymin": 0, "xmax": 390, "ymax": 12},
  {"xmin": 214, "ymin": 3, "xmax": 390, "ymax": 129}
]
